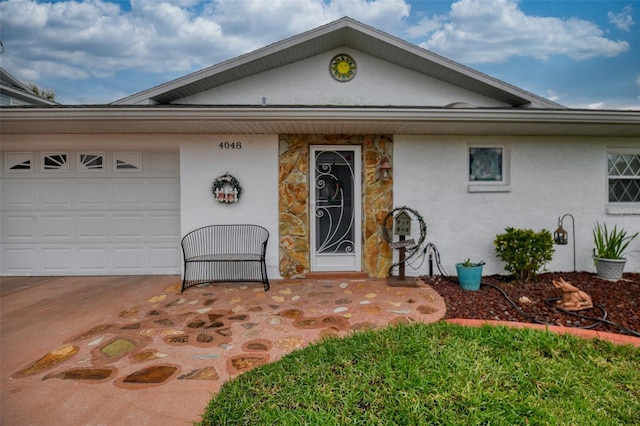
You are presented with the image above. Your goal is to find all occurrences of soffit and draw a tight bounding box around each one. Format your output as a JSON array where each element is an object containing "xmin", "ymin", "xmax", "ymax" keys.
[{"xmin": 1, "ymin": 107, "xmax": 638, "ymax": 137}]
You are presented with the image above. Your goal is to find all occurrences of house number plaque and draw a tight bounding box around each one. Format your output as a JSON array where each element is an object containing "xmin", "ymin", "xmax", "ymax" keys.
[{"xmin": 219, "ymin": 142, "xmax": 242, "ymax": 149}]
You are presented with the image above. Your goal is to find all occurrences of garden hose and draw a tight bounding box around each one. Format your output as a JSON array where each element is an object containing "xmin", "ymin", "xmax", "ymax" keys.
[{"xmin": 422, "ymin": 243, "xmax": 640, "ymax": 338}]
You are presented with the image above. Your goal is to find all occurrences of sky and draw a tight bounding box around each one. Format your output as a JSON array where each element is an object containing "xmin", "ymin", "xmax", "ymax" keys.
[{"xmin": 0, "ymin": 0, "xmax": 638, "ymax": 109}]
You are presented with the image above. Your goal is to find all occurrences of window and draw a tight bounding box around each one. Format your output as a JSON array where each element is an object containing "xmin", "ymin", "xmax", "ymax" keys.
[
  {"xmin": 114, "ymin": 152, "xmax": 141, "ymax": 172},
  {"xmin": 78, "ymin": 152, "xmax": 105, "ymax": 171},
  {"xmin": 468, "ymin": 145, "xmax": 510, "ymax": 192},
  {"xmin": 5, "ymin": 152, "xmax": 33, "ymax": 172},
  {"xmin": 42, "ymin": 152, "xmax": 69, "ymax": 172},
  {"xmin": 608, "ymin": 152, "xmax": 640, "ymax": 203}
]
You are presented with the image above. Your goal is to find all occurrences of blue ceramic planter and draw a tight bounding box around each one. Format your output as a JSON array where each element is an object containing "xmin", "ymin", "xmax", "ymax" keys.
[{"xmin": 455, "ymin": 263, "xmax": 483, "ymax": 291}]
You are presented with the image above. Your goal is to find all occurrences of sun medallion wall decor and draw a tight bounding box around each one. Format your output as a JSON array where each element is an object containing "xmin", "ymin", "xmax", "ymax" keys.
[
  {"xmin": 330, "ymin": 54, "xmax": 357, "ymax": 82},
  {"xmin": 212, "ymin": 172, "xmax": 242, "ymax": 203}
]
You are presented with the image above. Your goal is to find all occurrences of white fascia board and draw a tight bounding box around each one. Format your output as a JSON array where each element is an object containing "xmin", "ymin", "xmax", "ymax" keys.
[{"xmin": 2, "ymin": 106, "xmax": 638, "ymax": 125}]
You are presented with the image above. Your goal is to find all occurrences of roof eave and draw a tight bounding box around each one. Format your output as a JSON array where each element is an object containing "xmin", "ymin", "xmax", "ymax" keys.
[{"xmin": 1, "ymin": 106, "xmax": 637, "ymax": 136}]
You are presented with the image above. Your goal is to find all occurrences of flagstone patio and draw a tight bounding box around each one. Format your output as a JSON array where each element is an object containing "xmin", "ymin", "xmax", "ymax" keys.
[{"xmin": 0, "ymin": 275, "xmax": 445, "ymax": 425}]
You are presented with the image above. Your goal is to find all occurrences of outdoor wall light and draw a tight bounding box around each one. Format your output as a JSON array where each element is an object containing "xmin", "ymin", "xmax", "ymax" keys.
[
  {"xmin": 378, "ymin": 156, "xmax": 392, "ymax": 182},
  {"xmin": 554, "ymin": 213, "xmax": 576, "ymax": 272}
]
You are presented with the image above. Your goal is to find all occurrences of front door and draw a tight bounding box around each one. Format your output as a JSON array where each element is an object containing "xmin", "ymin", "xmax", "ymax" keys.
[{"xmin": 310, "ymin": 146, "xmax": 362, "ymax": 272}]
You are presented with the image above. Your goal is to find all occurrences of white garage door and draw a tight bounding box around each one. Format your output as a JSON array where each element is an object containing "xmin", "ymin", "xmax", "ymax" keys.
[{"xmin": 1, "ymin": 151, "xmax": 181, "ymax": 275}]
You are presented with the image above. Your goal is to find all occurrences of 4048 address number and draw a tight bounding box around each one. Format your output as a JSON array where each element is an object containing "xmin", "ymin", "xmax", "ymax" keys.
[{"xmin": 219, "ymin": 142, "xmax": 242, "ymax": 149}]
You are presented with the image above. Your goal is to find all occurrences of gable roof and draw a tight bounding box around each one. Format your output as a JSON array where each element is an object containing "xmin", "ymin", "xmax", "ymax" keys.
[
  {"xmin": 113, "ymin": 17, "xmax": 564, "ymax": 109},
  {"xmin": 0, "ymin": 67, "xmax": 59, "ymax": 106}
]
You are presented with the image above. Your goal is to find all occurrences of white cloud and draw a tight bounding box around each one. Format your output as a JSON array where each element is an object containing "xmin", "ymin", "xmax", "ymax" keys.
[
  {"xmin": 608, "ymin": 5, "xmax": 634, "ymax": 32},
  {"xmin": 0, "ymin": 0, "xmax": 412, "ymax": 85},
  {"xmin": 421, "ymin": 0, "xmax": 630, "ymax": 63}
]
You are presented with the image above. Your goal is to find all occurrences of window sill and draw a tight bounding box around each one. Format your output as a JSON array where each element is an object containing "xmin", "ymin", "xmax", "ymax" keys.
[
  {"xmin": 606, "ymin": 206, "xmax": 640, "ymax": 216},
  {"xmin": 468, "ymin": 185, "xmax": 511, "ymax": 193}
]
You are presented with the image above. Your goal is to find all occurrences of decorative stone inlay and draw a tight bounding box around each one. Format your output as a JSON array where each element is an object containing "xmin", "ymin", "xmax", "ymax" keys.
[
  {"xmin": 279, "ymin": 308, "xmax": 305, "ymax": 319},
  {"xmin": 197, "ymin": 334, "xmax": 214, "ymax": 343},
  {"xmin": 119, "ymin": 306, "xmax": 139, "ymax": 318},
  {"xmin": 101, "ymin": 338, "xmax": 136, "ymax": 358},
  {"xmin": 178, "ymin": 367, "xmax": 219, "ymax": 381},
  {"xmin": 228, "ymin": 314, "xmax": 248, "ymax": 321},
  {"xmin": 187, "ymin": 320, "xmax": 206, "ymax": 328},
  {"xmin": 229, "ymin": 355, "xmax": 268, "ymax": 371},
  {"xmin": 278, "ymin": 134, "xmax": 393, "ymax": 279},
  {"xmin": 16, "ymin": 345, "xmax": 79, "ymax": 376},
  {"xmin": 417, "ymin": 304, "xmax": 438, "ymax": 314},
  {"xmin": 71, "ymin": 324, "xmax": 113, "ymax": 341},
  {"xmin": 275, "ymin": 336, "xmax": 304, "ymax": 351},
  {"xmin": 243, "ymin": 339, "xmax": 272, "ymax": 352},
  {"xmin": 132, "ymin": 351, "xmax": 162, "ymax": 362},
  {"xmin": 164, "ymin": 335, "xmax": 189, "ymax": 344},
  {"xmin": 44, "ymin": 368, "xmax": 114, "ymax": 381},
  {"xmin": 123, "ymin": 365, "xmax": 177, "ymax": 384}
]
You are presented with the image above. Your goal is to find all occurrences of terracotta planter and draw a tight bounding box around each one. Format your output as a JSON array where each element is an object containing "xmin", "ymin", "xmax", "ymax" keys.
[{"xmin": 594, "ymin": 257, "xmax": 626, "ymax": 281}]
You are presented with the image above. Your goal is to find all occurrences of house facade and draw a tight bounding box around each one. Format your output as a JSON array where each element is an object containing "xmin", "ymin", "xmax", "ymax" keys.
[{"xmin": 1, "ymin": 18, "xmax": 639, "ymax": 279}]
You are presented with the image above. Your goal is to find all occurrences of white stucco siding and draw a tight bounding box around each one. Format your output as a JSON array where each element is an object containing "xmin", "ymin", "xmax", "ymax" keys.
[
  {"xmin": 393, "ymin": 136, "xmax": 640, "ymax": 277},
  {"xmin": 177, "ymin": 49, "xmax": 510, "ymax": 108},
  {"xmin": 180, "ymin": 135, "xmax": 280, "ymax": 279}
]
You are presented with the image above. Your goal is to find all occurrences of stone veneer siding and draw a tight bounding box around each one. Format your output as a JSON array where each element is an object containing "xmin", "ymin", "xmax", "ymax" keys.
[{"xmin": 278, "ymin": 134, "xmax": 393, "ymax": 279}]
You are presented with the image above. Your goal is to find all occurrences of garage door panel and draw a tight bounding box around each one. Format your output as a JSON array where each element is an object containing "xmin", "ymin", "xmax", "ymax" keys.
[
  {"xmin": 149, "ymin": 214, "xmax": 180, "ymax": 239},
  {"xmin": 41, "ymin": 247, "xmax": 73, "ymax": 273},
  {"xmin": 77, "ymin": 214, "xmax": 109, "ymax": 240},
  {"xmin": 1, "ymin": 247, "xmax": 36, "ymax": 273},
  {"xmin": 149, "ymin": 247, "xmax": 181, "ymax": 271},
  {"xmin": 113, "ymin": 182, "xmax": 146, "ymax": 207},
  {"xmin": 39, "ymin": 182, "xmax": 73, "ymax": 208},
  {"xmin": 149, "ymin": 181, "xmax": 181, "ymax": 207},
  {"xmin": 40, "ymin": 215, "xmax": 73, "ymax": 240},
  {"xmin": 2, "ymin": 214, "xmax": 37, "ymax": 240},
  {"xmin": 113, "ymin": 214, "xmax": 146, "ymax": 239},
  {"xmin": 2, "ymin": 181, "xmax": 36, "ymax": 208},
  {"xmin": 76, "ymin": 247, "xmax": 109, "ymax": 273},
  {"xmin": 76, "ymin": 182, "xmax": 108, "ymax": 208},
  {"xmin": 113, "ymin": 247, "xmax": 145, "ymax": 272}
]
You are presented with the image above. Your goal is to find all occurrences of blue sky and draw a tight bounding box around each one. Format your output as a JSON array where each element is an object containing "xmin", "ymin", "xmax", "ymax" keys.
[{"xmin": 1, "ymin": 0, "xmax": 638, "ymax": 109}]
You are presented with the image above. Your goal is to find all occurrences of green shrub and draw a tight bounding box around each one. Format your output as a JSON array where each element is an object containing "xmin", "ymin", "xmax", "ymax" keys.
[{"xmin": 494, "ymin": 227, "xmax": 554, "ymax": 282}]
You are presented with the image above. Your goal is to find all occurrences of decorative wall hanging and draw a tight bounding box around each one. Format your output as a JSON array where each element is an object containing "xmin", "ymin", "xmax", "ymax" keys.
[{"xmin": 212, "ymin": 172, "xmax": 242, "ymax": 203}]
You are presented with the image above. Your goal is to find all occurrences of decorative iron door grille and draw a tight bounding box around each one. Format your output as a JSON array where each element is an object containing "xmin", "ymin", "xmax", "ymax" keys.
[{"xmin": 311, "ymin": 146, "xmax": 361, "ymax": 271}]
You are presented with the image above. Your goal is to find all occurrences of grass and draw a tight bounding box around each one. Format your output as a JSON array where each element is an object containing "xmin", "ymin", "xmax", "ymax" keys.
[{"xmin": 197, "ymin": 322, "xmax": 639, "ymax": 425}]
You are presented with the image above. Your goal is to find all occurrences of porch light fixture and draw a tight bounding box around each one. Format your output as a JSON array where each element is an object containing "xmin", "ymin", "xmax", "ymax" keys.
[
  {"xmin": 378, "ymin": 156, "xmax": 392, "ymax": 182},
  {"xmin": 554, "ymin": 213, "xmax": 576, "ymax": 272}
]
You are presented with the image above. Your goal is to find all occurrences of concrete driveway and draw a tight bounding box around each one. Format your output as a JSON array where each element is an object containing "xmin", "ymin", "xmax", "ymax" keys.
[{"xmin": 1, "ymin": 275, "xmax": 445, "ymax": 425}]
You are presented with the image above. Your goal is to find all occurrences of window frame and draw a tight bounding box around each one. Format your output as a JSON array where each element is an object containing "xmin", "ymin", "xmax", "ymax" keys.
[
  {"xmin": 606, "ymin": 148, "xmax": 640, "ymax": 215},
  {"xmin": 41, "ymin": 152, "xmax": 69, "ymax": 173},
  {"xmin": 467, "ymin": 144, "xmax": 511, "ymax": 193}
]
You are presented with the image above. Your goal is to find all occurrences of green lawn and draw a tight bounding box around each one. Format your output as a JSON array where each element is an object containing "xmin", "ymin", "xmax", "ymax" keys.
[{"xmin": 197, "ymin": 322, "xmax": 639, "ymax": 425}]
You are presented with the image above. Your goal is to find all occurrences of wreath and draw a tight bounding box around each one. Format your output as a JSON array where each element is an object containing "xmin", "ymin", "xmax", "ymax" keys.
[{"xmin": 211, "ymin": 172, "xmax": 242, "ymax": 203}]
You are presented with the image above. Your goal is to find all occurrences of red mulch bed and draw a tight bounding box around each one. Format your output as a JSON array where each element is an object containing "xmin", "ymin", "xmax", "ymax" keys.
[{"xmin": 423, "ymin": 272, "xmax": 640, "ymax": 337}]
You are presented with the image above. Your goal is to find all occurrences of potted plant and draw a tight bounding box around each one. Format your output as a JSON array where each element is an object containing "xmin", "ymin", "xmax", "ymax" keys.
[
  {"xmin": 592, "ymin": 222, "xmax": 638, "ymax": 281},
  {"xmin": 455, "ymin": 258, "xmax": 484, "ymax": 291}
]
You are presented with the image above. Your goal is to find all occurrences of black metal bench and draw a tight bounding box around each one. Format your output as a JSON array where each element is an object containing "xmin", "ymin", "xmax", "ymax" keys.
[{"xmin": 181, "ymin": 224, "xmax": 270, "ymax": 292}]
